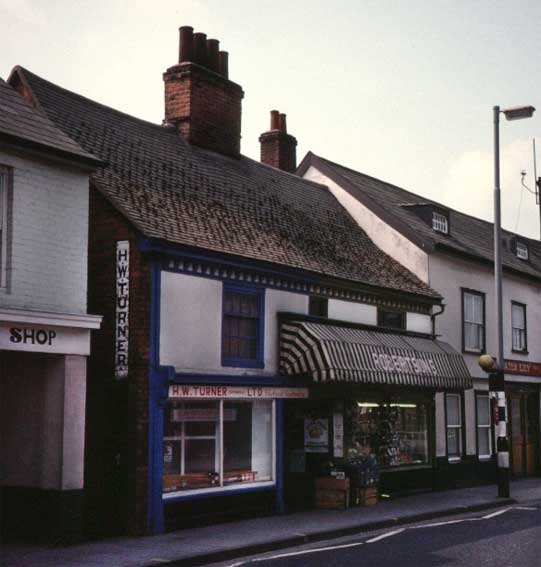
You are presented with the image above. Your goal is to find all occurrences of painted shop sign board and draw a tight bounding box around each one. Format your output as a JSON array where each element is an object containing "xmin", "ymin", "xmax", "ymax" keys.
[
  {"xmin": 168, "ymin": 385, "xmax": 309, "ymax": 399},
  {"xmin": 505, "ymin": 359, "xmax": 541, "ymax": 378},
  {"xmin": 0, "ymin": 322, "xmax": 90, "ymax": 355},
  {"xmin": 115, "ymin": 240, "xmax": 130, "ymax": 379}
]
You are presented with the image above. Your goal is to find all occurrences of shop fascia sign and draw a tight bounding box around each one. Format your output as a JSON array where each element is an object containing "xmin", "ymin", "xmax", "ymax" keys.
[
  {"xmin": 0, "ymin": 323, "xmax": 90, "ymax": 355},
  {"xmin": 371, "ymin": 353, "xmax": 439, "ymax": 375},
  {"xmin": 504, "ymin": 359, "xmax": 541, "ymax": 378},
  {"xmin": 168, "ymin": 384, "xmax": 309, "ymax": 399}
]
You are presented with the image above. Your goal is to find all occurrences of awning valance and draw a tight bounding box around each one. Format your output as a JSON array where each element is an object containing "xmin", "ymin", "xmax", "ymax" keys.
[{"xmin": 280, "ymin": 321, "xmax": 472, "ymax": 390}]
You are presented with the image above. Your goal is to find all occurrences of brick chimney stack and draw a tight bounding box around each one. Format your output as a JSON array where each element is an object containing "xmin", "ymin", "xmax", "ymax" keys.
[
  {"xmin": 259, "ymin": 110, "xmax": 297, "ymax": 173},
  {"xmin": 164, "ymin": 26, "xmax": 244, "ymax": 158}
]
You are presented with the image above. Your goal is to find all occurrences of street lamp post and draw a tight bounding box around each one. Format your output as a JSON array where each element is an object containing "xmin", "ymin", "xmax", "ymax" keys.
[{"xmin": 491, "ymin": 104, "xmax": 535, "ymax": 498}]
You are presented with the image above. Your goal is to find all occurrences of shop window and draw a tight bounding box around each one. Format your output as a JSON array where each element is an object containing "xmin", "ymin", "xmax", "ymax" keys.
[
  {"xmin": 222, "ymin": 285, "xmax": 264, "ymax": 368},
  {"xmin": 511, "ymin": 302, "xmax": 527, "ymax": 353},
  {"xmin": 462, "ymin": 289, "xmax": 485, "ymax": 353},
  {"xmin": 163, "ymin": 399, "xmax": 274, "ymax": 496},
  {"xmin": 349, "ymin": 401, "xmax": 429, "ymax": 467},
  {"xmin": 377, "ymin": 309, "xmax": 405, "ymax": 330},
  {"xmin": 476, "ymin": 393, "xmax": 492, "ymax": 459},
  {"xmin": 446, "ymin": 393, "xmax": 462, "ymax": 460},
  {"xmin": 309, "ymin": 296, "xmax": 328, "ymax": 318},
  {"xmin": 0, "ymin": 166, "xmax": 10, "ymax": 289}
]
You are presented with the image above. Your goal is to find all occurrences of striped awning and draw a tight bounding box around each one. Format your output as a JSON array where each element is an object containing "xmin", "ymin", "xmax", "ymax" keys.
[{"xmin": 280, "ymin": 321, "xmax": 472, "ymax": 390}]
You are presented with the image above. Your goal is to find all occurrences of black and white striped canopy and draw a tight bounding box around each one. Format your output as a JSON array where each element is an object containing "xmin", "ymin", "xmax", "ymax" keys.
[{"xmin": 280, "ymin": 321, "xmax": 472, "ymax": 390}]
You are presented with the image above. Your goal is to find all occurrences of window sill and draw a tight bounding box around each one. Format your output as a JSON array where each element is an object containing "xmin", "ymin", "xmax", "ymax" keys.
[
  {"xmin": 478, "ymin": 455, "xmax": 493, "ymax": 462},
  {"xmin": 447, "ymin": 457, "xmax": 462, "ymax": 464},
  {"xmin": 163, "ymin": 480, "xmax": 276, "ymax": 501},
  {"xmin": 222, "ymin": 359, "xmax": 265, "ymax": 369},
  {"xmin": 511, "ymin": 349, "xmax": 529, "ymax": 355}
]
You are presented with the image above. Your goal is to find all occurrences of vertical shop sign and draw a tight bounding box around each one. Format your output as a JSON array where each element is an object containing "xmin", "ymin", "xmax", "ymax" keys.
[
  {"xmin": 333, "ymin": 402, "xmax": 344, "ymax": 458},
  {"xmin": 115, "ymin": 240, "xmax": 129, "ymax": 379}
]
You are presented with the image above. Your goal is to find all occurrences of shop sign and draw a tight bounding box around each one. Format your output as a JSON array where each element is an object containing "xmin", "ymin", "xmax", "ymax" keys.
[
  {"xmin": 333, "ymin": 403, "xmax": 344, "ymax": 458},
  {"xmin": 304, "ymin": 417, "xmax": 329, "ymax": 453},
  {"xmin": 504, "ymin": 359, "xmax": 541, "ymax": 378},
  {"xmin": 371, "ymin": 353, "xmax": 438, "ymax": 375},
  {"xmin": 168, "ymin": 385, "xmax": 309, "ymax": 399},
  {"xmin": 115, "ymin": 240, "xmax": 130, "ymax": 380},
  {"xmin": 0, "ymin": 322, "xmax": 90, "ymax": 355}
]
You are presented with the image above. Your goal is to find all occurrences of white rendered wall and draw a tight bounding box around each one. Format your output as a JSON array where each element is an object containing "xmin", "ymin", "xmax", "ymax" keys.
[
  {"xmin": 328, "ymin": 298, "xmax": 376, "ymax": 325},
  {"xmin": 0, "ymin": 149, "xmax": 89, "ymax": 314},
  {"xmin": 429, "ymin": 251, "xmax": 541, "ymax": 380},
  {"xmin": 406, "ymin": 313, "xmax": 432, "ymax": 334},
  {"xmin": 159, "ymin": 271, "xmax": 309, "ymax": 375},
  {"xmin": 302, "ymin": 165, "xmax": 430, "ymax": 283}
]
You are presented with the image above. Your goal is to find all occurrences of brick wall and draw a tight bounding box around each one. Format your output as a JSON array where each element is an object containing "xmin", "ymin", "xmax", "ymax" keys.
[
  {"xmin": 164, "ymin": 63, "xmax": 244, "ymax": 158},
  {"xmin": 86, "ymin": 187, "xmax": 150, "ymax": 536},
  {"xmin": 0, "ymin": 149, "xmax": 89, "ymax": 313}
]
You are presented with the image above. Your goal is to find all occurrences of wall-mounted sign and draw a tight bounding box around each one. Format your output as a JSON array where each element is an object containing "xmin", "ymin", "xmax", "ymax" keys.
[
  {"xmin": 0, "ymin": 322, "xmax": 90, "ymax": 355},
  {"xmin": 115, "ymin": 240, "xmax": 130, "ymax": 380},
  {"xmin": 304, "ymin": 417, "xmax": 329, "ymax": 453},
  {"xmin": 504, "ymin": 359, "xmax": 541, "ymax": 378},
  {"xmin": 168, "ymin": 385, "xmax": 309, "ymax": 399},
  {"xmin": 333, "ymin": 407, "xmax": 344, "ymax": 458}
]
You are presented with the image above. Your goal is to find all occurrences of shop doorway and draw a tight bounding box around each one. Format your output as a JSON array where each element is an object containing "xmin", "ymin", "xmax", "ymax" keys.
[{"xmin": 508, "ymin": 390, "xmax": 538, "ymax": 478}]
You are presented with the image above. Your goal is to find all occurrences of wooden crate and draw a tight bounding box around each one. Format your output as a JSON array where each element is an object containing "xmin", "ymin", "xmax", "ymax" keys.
[
  {"xmin": 315, "ymin": 477, "xmax": 350, "ymax": 510},
  {"xmin": 356, "ymin": 485, "xmax": 379, "ymax": 506}
]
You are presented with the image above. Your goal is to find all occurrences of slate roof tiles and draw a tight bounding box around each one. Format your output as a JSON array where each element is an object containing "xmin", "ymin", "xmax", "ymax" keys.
[{"xmin": 10, "ymin": 67, "xmax": 440, "ymax": 300}]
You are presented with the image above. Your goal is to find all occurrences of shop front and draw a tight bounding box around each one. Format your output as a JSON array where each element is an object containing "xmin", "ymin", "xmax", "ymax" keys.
[
  {"xmin": 159, "ymin": 384, "xmax": 308, "ymax": 529},
  {"xmin": 0, "ymin": 307, "xmax": 101, "ymax": 540},
  {"xmin": 280, "ymin": 319, "xmax": 472, "ymax": 509}
]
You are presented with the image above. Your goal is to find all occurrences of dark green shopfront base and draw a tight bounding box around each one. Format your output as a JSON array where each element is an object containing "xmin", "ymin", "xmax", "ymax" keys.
[{"xmin": 0, "ymin": 486, "xmax": 84, "ymax": 543}]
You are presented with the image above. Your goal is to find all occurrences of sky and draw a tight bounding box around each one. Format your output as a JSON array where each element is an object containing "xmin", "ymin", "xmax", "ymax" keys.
[{"xmin": 2, "ymin": 0, "xmax": 541, "ymax": 238}]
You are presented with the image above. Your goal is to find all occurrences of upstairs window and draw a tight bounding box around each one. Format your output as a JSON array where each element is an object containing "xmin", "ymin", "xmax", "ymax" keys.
[
  {"xmin": 222, "ymin": 285, "xmax": 264, "ymax": 368},
  {"xmin": 309, "ymin": 296, "xmax": 328, "ymax": 318},
  {"xmin": 378, "ymin": 308, "xmax": 406, "ymax": 330},
  {"xmin": 511, "ymin": 302, "xmax": 527, "ymax": 353},
  {"xmin": 0, "ymin": 167, "xmax": 9, "ymax": 289},
  {"xmin": 462, "ymin": 289, "xmax": 485, "ymax": 352},
  {"xmin": 516, "ymin": 241, "xmax": 529, "ymax": 261},
  {"xmin": 432, "ymin": 211, "xmax": 449, "ymax": 234}
]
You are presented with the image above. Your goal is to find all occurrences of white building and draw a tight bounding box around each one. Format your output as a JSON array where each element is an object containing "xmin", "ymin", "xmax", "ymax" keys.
[
  {"xmin": 300, "ymin": 151, "xmax": 541, "ymax": 486},
  {"xmin": 0, "ymin": 77, "xmax": 102, "ymax": 540}
]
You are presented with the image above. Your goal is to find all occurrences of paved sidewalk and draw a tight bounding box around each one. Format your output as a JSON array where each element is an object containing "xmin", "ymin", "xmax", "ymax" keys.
[{"xmin": 3, "ymin": 479, "xmax": 541, "ymax": 567}]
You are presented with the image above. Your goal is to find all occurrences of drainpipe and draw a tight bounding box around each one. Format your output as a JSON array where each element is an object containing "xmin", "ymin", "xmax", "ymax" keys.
[{"xmin": 430, "ymin": 303, "xmax": 446, "ymax": 337}]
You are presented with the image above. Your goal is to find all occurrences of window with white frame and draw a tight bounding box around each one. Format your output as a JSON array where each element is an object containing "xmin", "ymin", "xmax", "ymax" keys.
[
  {"xmin": 476, "ymin": 393, "xmax": 492, "ymax": 459},
  {"xmin": 0, "ymin": 167, "xmax": 9, "ymax": 288},
  {"xmin": 511, "ymin": 302, "xmax": 527, "ymax": 352},
  {"xmin": 516, "ymin": 241, "xmax": 529, "ymax": 260},
  {"xmin": 462, "ymin": 290, "xmax": 485, "ymax": 352},
  {"xmin": 432, "ymin": 211, "xmax": 449, "ymax": 234},
  {"xmin": 162, "ymin": 399, "xmax": 274, "ymax": 496},
  {"xmin": 446, "ymin": 393, "xmax": 462, "ymax": 459}
]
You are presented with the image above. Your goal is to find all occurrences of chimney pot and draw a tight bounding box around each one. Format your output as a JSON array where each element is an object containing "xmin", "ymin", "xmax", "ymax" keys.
[
  {"xmin": 279, "ymin": 113, "xmax": 287, "ymax": 133},
  {"xmin": 193, "ymin": 32, "xmax": 208, "ymax": 66},
  {"xmin": 219, "ymin": 51, "xmax": 229, "ymax": 78},
  {"xmin": 270, "ymin": 110, "xmax": 280, "ymax": 130},
  {"xmin": 206, "ymin": 39, "xmax": 220, "ymax": 72},
  {"xmin": 178, "ymin": 26, "xmax": 194, "ymax": 63}
]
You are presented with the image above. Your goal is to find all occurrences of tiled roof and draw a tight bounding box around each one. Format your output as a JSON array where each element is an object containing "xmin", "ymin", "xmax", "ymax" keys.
[
  {"xmin": 0, "ymin": 75, "xmax": 100, "ymax": 165},
  {"xmin": 11, "ymin": 67, "xmax": 440, "ymax": 300},
  {"xmin": 299, "ymin": 152, "xmax": 541, "ymax": 281}
]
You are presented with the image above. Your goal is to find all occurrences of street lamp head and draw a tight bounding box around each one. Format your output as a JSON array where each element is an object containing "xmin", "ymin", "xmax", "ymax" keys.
[
  {"xmin": 478, "ymin": 354, "xmax": 497, "ymax": 372},
  {"xmin": 502, "ymin": 106, "xmax": 536, "ymax": 121}
]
